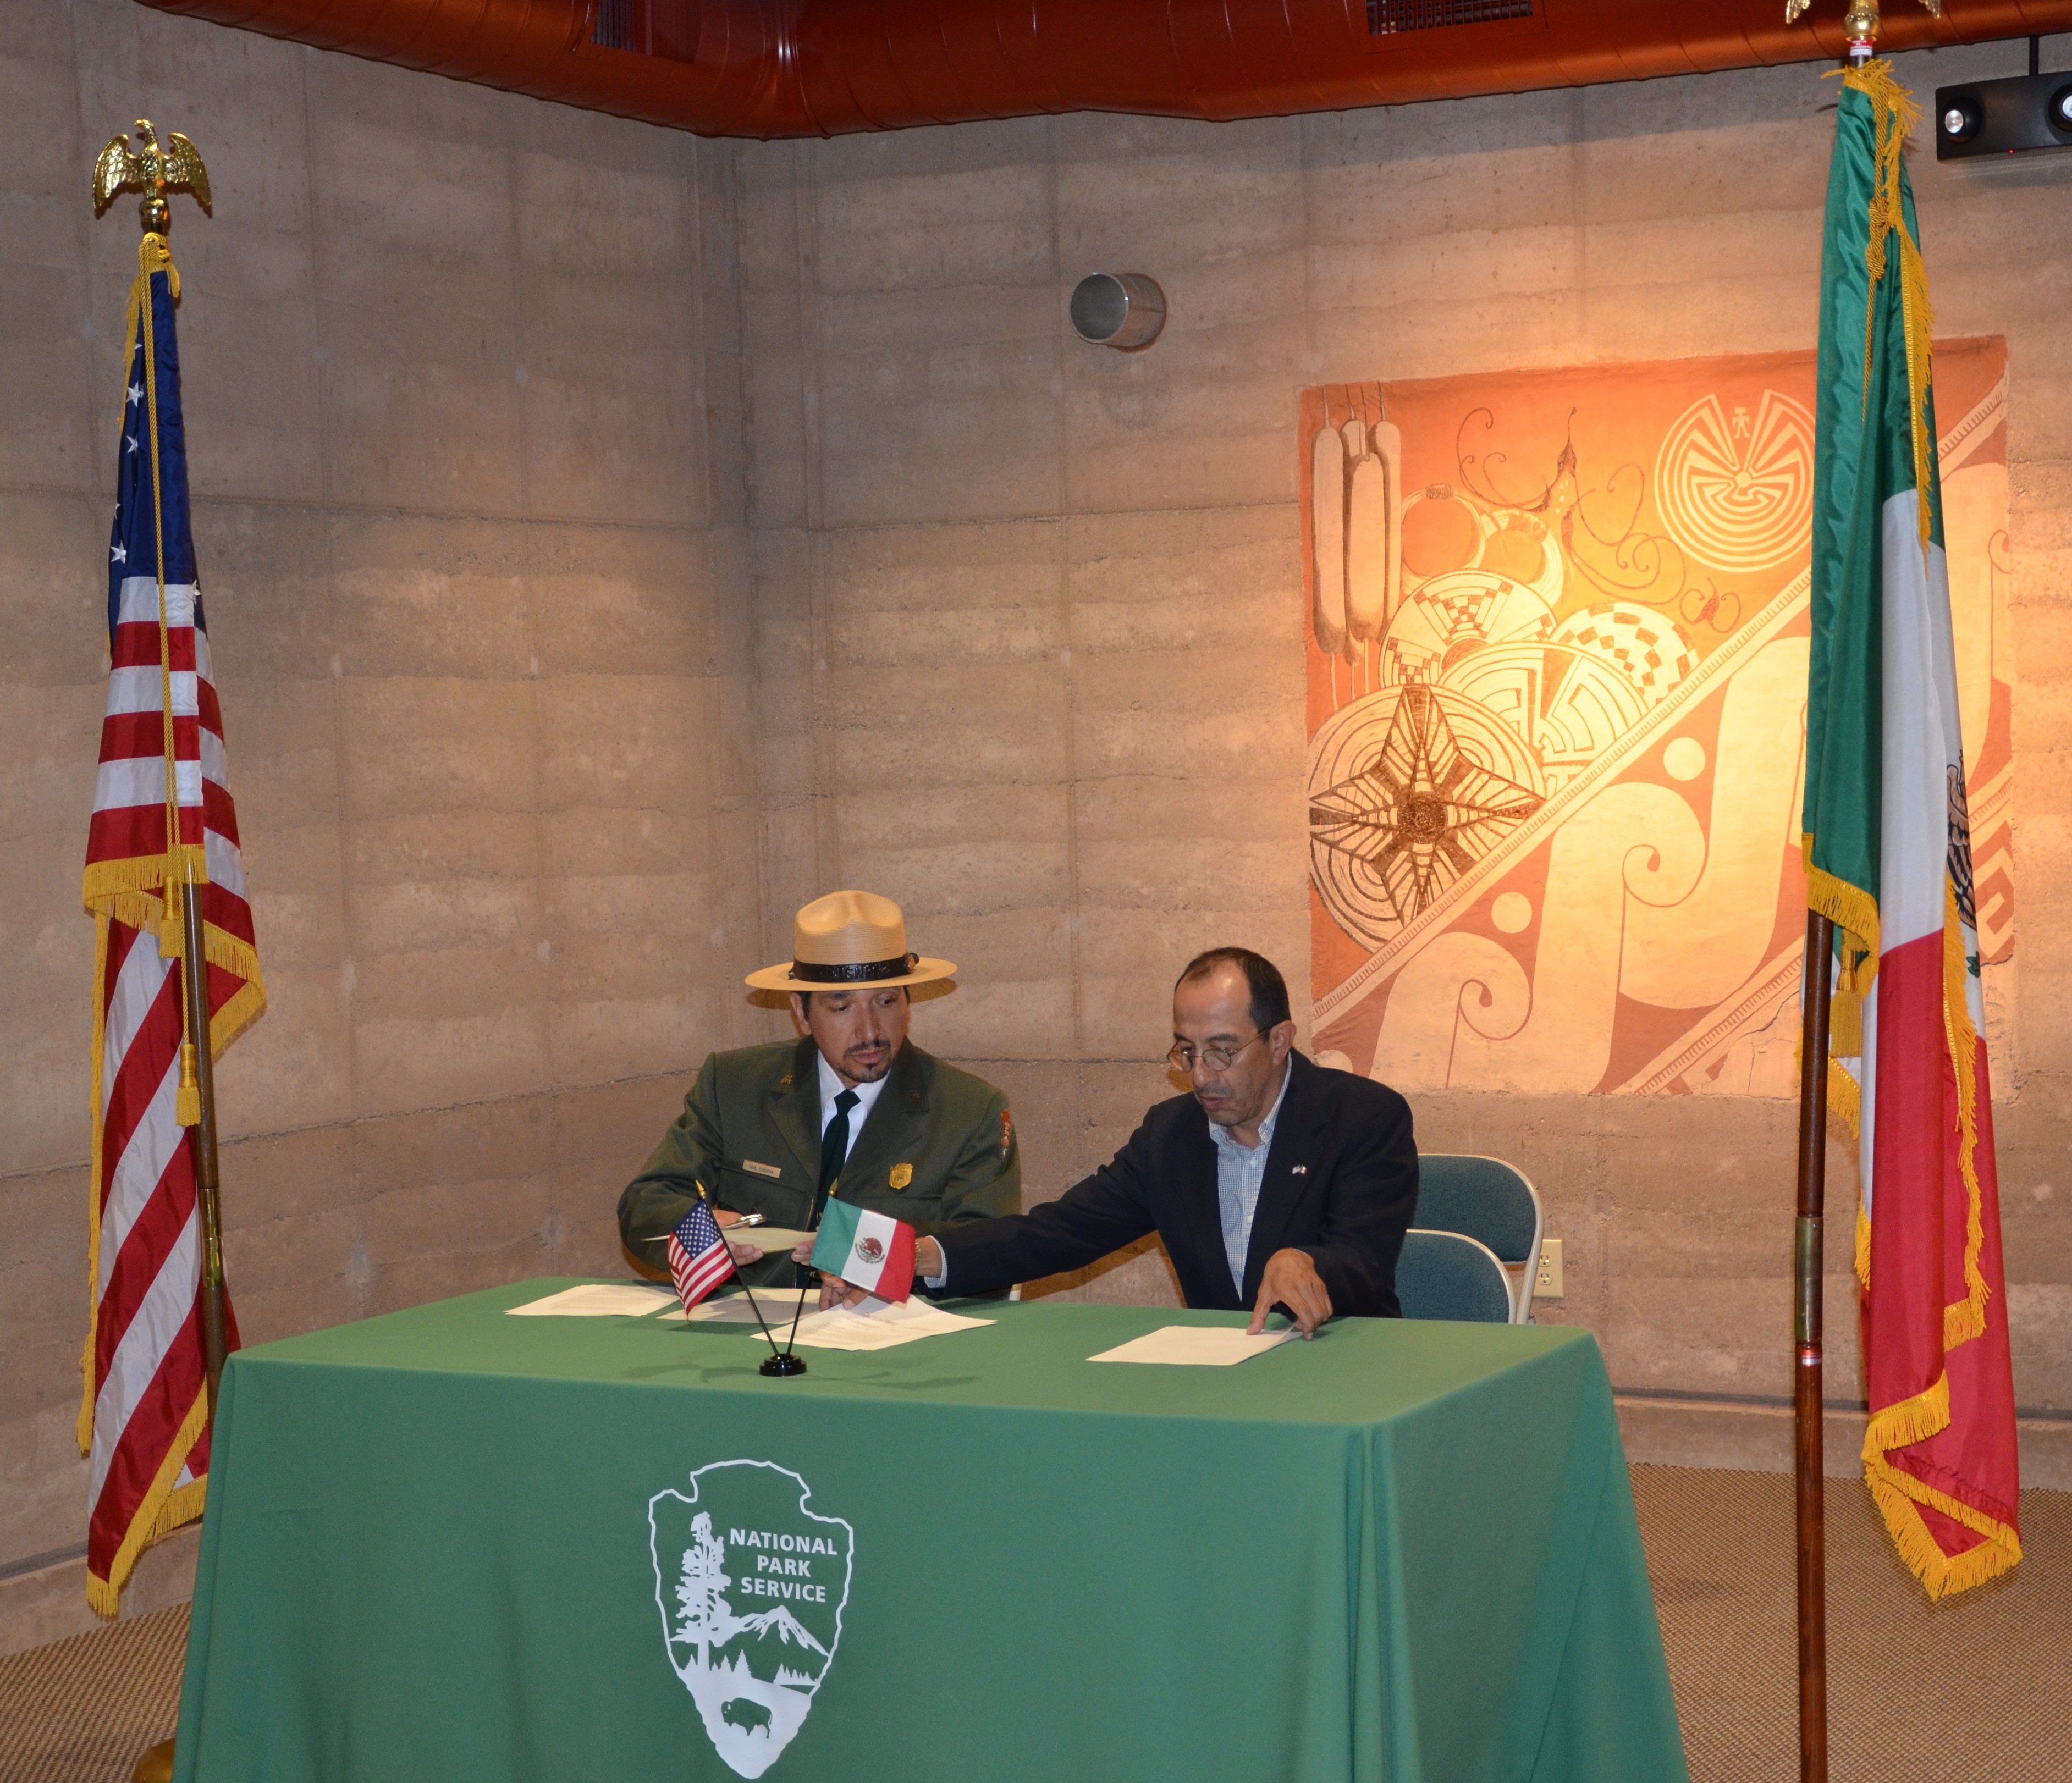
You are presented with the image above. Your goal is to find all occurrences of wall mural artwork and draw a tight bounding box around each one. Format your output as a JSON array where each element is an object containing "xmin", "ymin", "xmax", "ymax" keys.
[{"xmin": 1303, "ymin": 343, "xmax": 2012, "ymax": 1097}]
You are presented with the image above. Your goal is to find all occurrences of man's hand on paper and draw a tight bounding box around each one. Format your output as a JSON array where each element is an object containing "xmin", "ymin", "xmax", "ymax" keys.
[
  {"xmin": 716, "ymin": 1207, "xmax": 765, "ymax": 1265},
  {"xmin": 785, "ymin": 1238, "xmax": 868, "ymax": 1310},
  {"xmin": 1249, "ymin": 1248, "xmax": 1332, "ymax": 1339}
]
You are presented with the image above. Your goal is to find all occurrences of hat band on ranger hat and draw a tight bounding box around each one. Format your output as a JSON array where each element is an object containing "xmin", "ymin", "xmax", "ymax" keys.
[{"xmin": 789, "ymin": 952, "xmax": 920, "ymax": 984}]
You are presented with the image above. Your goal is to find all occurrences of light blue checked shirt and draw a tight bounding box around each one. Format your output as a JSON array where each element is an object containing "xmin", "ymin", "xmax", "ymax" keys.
[{"xmin": 1208, "ymin": 1059, "xmax": 1292, "ymax": 1296}]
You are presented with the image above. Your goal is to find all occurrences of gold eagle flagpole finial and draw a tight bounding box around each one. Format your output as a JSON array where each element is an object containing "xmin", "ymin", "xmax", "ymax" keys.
[
  {"xmin": 92, "ymin": 119, "xmax": 212, "ymax": 236},
  {"xmin": 1783, "ymin": 0, "xmax": 1942, "ymax": 59}
]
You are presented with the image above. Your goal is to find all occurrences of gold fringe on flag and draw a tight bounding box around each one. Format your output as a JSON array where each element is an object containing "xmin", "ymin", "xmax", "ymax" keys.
[
  {"xmin": 1938, "ymin": 881, "xmax": 1990, "ymax": 1350},
  {"xmin": 1839, "ymin": 59, "xmax": 1938, "ymax": 545},
  {"xmin": 78, "ymin": 909, "xmax": 111, "ymax": 1460},
  {"xmin": 79, "ymin": 914, "xmax": 211, "ymax": 1615},
  {"xmin": 83, "ymin": 1385, "xmax": 209, "ymax": 1618}
]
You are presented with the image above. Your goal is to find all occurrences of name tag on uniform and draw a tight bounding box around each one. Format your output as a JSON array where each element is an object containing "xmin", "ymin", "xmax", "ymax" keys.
[{"xmin": 741, "ymin": 1158, "xmax": 784, "ymax": 1179}]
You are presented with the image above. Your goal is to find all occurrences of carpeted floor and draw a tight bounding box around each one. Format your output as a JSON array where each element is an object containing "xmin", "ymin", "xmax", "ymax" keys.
[
  {"xmin": 0, "ymin": 1602, "xmax": 185, "ymax": 1783},
  {"xmin": 1638, "ymin": 1466, "xmax": 2070, "ymax": 1783},
  {"xmin": 1, "ymin": 1467, "xmax": 2065, "ymax": 1780}
]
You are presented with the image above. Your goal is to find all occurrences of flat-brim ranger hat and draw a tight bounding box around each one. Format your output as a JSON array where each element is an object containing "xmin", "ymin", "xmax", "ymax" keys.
[{"xmin": 745, "ymin": 890, "xmax": 957, "ymax": 993}]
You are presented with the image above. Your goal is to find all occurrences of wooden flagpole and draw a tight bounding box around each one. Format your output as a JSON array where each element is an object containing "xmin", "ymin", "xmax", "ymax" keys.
[
  {"xmin": 1775, "ymin": 12, "xmax": 1928, "ymax": 1771},
  {"xmin": 1794, "ymin": 909, "xmax": 1834, "ymax": 1783}
]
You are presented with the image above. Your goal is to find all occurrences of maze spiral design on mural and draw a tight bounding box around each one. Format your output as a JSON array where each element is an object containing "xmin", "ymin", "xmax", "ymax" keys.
[{"xmin": 1652, "ymin": 390, "xmax": 1814, "ymax": 573}]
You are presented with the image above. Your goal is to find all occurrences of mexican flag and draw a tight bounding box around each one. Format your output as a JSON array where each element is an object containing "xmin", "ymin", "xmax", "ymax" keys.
[
  {"xmin": 809, "ymin": 1200, "xmax": 916, "ymax": 1304},
  {"xmin": 1804, "ymin": 62, "xmax": 2020, "ymax": 1598}
]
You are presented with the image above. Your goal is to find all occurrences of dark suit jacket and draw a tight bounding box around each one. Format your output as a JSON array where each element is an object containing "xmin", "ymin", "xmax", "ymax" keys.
[{"xmin": 936, "ymin": 1050, "xmax": 1419, "ymax": 1317}]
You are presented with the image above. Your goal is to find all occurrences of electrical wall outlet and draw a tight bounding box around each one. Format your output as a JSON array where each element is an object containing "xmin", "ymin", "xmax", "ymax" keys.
[{"xmin": 1534, "ymin": 1239, "xmax": 1564, "ymax": 1299}]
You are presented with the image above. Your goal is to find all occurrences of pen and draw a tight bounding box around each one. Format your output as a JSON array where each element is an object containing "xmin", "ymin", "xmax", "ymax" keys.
[{"xmin": 640, "ymin": 1212, "xmax": 765, "ymax": 1240}]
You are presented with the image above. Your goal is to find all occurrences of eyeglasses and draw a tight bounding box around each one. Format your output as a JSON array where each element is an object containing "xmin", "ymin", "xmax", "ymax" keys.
[{"xmin": 1166, "ymin": 1031, "xmax": 1268, "ymax": 1075}]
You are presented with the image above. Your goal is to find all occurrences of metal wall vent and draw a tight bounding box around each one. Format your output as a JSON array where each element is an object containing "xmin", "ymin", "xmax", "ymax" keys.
[
  {"xmin": 1368, "ymin": 0, "xmax": 1534, "ymax": 34},
  {"xmin": 591, "ymin": 0, "xmax": 701, "ymax": 62}
]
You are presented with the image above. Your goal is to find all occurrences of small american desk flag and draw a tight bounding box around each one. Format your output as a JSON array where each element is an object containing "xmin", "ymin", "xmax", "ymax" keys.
[{"xmin": 666, "ymin": 1202, "xmax": 735, "ymax": 1313}]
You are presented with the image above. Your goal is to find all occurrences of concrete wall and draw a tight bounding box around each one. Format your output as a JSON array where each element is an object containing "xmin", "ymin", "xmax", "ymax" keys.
[
  {"xmin": 4, "ymin": 0, "xmax": 2070, "ymax": 1652},
  {"xmin": 734, "ymin": 41, "xmax": 2072, "ymax": 1427},
  {"xmin": 0, "ymin": 0, "xmax": 763, "ymax": 1646}
]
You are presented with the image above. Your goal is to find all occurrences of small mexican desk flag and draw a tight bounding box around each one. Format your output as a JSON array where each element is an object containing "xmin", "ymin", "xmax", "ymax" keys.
[
  {"xmin": 1804, "ymin": 62, "xmax": 2020, "ymax": 1598},
  {"xmin": 810, "ymin": 1201, "xmax": 916, "ymax": 1304}
]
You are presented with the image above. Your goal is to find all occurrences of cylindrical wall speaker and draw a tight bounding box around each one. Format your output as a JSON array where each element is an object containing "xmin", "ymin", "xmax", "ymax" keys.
[{"xmin": 1069, "ymin": 273, "xmax": 1166, "ymax": 351}]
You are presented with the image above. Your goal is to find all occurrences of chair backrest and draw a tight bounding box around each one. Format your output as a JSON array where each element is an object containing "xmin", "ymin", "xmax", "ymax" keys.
[
  {"xmin": 1414, "ymin": 1154, "xmax": 1541, "ymax": 1266},
  {"xmin": 1395, "ymin": 1230, "xmax": 1516, "ymax": 1325}
]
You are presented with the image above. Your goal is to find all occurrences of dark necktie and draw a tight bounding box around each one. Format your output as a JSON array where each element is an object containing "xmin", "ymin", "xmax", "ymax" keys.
[{"xmin": 813, "ymin": 1088, "xmax": 859, "ymax": 1227}]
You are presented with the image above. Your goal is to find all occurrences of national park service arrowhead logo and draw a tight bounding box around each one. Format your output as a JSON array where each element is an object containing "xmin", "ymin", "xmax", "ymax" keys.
[{"xmin": 648, "ymin": 1461, "xmax": 854, "ymax": 1778}]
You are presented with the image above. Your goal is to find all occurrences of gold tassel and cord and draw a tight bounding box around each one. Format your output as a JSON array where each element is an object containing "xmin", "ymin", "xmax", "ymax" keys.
[{"xmin": 133, "ymin": 234, "xmax": 205, "ymax": 1130}]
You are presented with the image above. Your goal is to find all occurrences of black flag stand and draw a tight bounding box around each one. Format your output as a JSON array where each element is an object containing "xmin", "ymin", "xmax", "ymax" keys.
[
  {"xmin": 683, "ymin": 1183, "xmax": 805, "ymax": 1376},
  {"xmin": 771, "ymin": 1262, "xmax": 818, "ymax": 1374}
]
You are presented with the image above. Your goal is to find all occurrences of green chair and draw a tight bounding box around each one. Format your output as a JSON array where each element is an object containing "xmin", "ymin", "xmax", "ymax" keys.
[
  {"xmin": 1413, "ymin": 1153, "xmax": 1544, "ymax": 1322},
  {"xmin": 1395, "ymin": 1230, "xmax": 1516, "ymax": 1324}
]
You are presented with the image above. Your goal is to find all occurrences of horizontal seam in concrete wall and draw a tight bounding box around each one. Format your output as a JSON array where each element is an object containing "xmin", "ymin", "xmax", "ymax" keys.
[
  {"xmin": 1613, "ymin": 1387, "xmax": 2072, "ymax": 1425},
  {"xmin": 0, "ymin": 1067, "xmax": 699, "ymax": 1186},
  {"xmin": 2, "ymin": 1054, "xmax": 1244, "ymax": 1184},
  {"xmin": 0, "ymin": 481, "xmax": 732, "ymax": 535},
  {"xmin": 745, "ymin": 498, "xmax": 1300, "ymax": 534},
  {"xmin": 0, "ymin": 1543, "xmax": 87, "ymax": 1585}
]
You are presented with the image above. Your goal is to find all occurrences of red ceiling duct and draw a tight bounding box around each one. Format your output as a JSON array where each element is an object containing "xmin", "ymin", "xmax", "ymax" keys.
[{"xmin": 133, "ymin": 0, "xmax": 2072, "ymax": 138}]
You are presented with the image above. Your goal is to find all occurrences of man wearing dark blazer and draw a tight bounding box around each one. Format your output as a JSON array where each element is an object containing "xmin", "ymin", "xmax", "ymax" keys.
[{"xmin": 857, "ymin": 947, "xmax": 1418, "ymax": 1335}]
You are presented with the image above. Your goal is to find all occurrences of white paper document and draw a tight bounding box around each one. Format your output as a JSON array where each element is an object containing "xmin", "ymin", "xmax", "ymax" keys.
[
  {"xmin": 506, "ymin": 1283, "xmax": 678, "ymax": 1318},
  {"xmin": 672, "ymin": 1289, "xmax": 990, "ymax": 1349},
  {"xmin": 787, "ymin": 1296, "xmax": 994, "ymax": 1352},
  {"xmin": 679, "ymin": 1287, "xmax": 818, "ymax": 1324},
  {"xmin": 725, "ymin": 1227, "xmax": 815, "ymax": 1255},
  {"xmin": 1087, "ymin": 1324, "xmax": 1296, "ymax": 1366}
]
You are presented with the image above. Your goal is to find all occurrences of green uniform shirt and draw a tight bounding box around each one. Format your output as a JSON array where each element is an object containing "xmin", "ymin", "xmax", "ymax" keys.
[{"xmin": 618, "ymin": 1037, "xmax": 1020, "ymax": 1287}]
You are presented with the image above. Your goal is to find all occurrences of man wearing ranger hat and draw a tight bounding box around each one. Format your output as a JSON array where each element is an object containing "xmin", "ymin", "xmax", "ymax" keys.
[{"xmin": 619, "ymin": 891, "xmax": 1020, "ymax": 1288}]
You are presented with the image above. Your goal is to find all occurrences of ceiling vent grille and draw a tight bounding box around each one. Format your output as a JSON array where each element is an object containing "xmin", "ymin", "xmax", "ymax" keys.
[
  {"xmin": 1368, "ymin": 0, "xmax": 1534, "ymax": 34},
  {"xmin": 592, "ymin": 0, "xmax": 701, "ymax": 62}
]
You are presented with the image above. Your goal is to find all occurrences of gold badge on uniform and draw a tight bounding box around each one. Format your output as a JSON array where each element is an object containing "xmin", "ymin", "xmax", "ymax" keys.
[{"xmin": 889, "ymin": 1163, "xmax": 914, "ymax": 1190}]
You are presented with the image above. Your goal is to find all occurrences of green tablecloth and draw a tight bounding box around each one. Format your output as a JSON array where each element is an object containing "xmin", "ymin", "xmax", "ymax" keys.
[{"xmin": 173, "ymin": 1283, "xmax": 1687, "ymax": 1783}]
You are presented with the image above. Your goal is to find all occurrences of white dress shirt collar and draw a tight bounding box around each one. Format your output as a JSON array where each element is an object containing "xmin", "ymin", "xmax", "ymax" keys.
[{"xmin": 815, "ymin": 1050, "xmax": 889, "ymax": 1154}]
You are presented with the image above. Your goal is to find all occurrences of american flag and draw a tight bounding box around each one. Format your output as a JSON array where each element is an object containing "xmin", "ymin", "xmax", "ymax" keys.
[
  {"xmin": 666, "ymin": 1201, "xmax": 735, "ymax": 1313},
  {"xmin": 79, "ymin": 237, "xmax": 264, "ymax": 1616}
]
